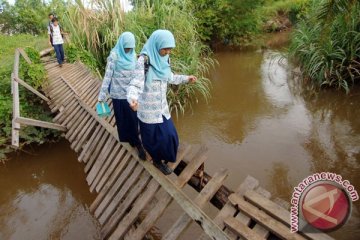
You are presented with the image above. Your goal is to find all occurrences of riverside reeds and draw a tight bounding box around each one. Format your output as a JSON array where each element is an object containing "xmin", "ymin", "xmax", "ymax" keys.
[
  {"xmin": 289, "ymin": 0, "xmax": 360, "ymax": 93},
  {"xmin": 62, "ymin": 0, "xmax": 215, "ymax": 116}
]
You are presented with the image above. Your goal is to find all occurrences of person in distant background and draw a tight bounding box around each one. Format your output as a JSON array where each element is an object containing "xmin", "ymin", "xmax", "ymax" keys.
[
  {"xmin": 47, "ymin": 13, "xmax": 55, "ymax": 46},
  {"xmin": 49, "ymin": 17, "xmax": 65, "ymax": 67}
]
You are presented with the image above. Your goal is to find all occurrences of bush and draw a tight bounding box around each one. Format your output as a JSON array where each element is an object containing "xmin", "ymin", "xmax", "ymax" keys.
[
  {"xmin": 288, "ymin": 0, "xmax": 360, "ymax": 93},
  {"xmin": 62, "ymin": 0, "xmax": 215, "ymax": 116}
]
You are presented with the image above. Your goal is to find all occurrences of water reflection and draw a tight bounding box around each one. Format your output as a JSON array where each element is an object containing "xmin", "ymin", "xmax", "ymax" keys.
[
  {"xmin": 174, "ymin": 38, "xmax": 360, "ymax": 239},
  {"xmin": 0, "ymin": 140, "xmax": 100, "ymax": 240}
]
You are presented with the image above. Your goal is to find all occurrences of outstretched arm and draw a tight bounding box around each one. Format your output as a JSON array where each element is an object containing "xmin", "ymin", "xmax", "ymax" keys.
[{"xmin": 168, "ymin": 73, "xmax": 197, "ymax": 85}]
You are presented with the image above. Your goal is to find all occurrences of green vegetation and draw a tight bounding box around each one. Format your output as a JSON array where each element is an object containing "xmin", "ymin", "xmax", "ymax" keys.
[
  {"xmin": 62, "ymin": 0, "xmax": 215, "ymax": 116},
  {"xmin": 0, "ymin": 34, "xmax": 58, "ymax": 159},
  {"xmin": 190, "ymin": 0, "xmax": 309, "ymax": 47},
  {"xmin": 289, "ymin": 0, "xmax": 360, "ymax": 92}
]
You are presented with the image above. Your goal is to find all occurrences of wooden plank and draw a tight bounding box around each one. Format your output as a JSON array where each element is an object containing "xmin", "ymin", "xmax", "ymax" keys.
[
  {"xmin": 84, "ymin": 131, "xmax": 111, "ymax": 172},
  {"xmin": 73, "ymin": 119, "xmax": 97, "ymax": 152},
  {"xmin": 81, "ymin": 127, "xmax": 106, "ymax": 163},
  {"xmin": 18, "ymin": 48, "xmax": 32, "ymax": 64},
  {"xmin": 228, "ymin": 194, "xmax": 306, "ymax": 240},
  {"xmin": 250, "ymin": 187, "xmax": 272, "ymax": 239},
  {"xmin": 60, "ymin": 76, "xmax": 80, "ymax": 96},
  {"xmin": 163, "ymin": 168, "xmax": 229, "ymax": 240},
  {"xmin": 94, "ymin": 148, "xmax": 128, "ymax": 193},
  {"xmin": 67, "ymin": 112, "xmax": 91, "ymax": 142},
  {"xmin": 78, "ymin": 125, "xmax": 103, "ymax": 162},
  {"xmin": 130, "ymin": 160, "xmax": 230, "ymax": 240},
  {"xmin": 224, "ymin": 217, "xmax": 263, "ymax": 240},
  {"xmin": 110, "ymin": 178, "xmax": 160, "ymax": 240},
  {"xmin": 90, "ymin": 151, "xmax": 132, "ymax": 211},
  {"xmin": 15, "ymin": 77, "xmax": 50, "ymax": 102},
  {"xmin": 99, "ymin": 163, "xmax": 144, "ymax": 225},
  {"xmin": 245, "ymin": 191, "xmax": 334, "ymax": 240},
  {"xmin": 90, "ymin": 144, "xmax": 122, "ymax": 192},
  {"xmin": 11, "ymin": 50, "xmax": 20, "ymax": 147},
  {"xmin": 93, "ymin": 157, "xmax": 136, "ymax": 217},
  {"xmin": 198, "ymin": 175, "xmax": 259, "ymax": 240},
  {"xmin": 15, "ymin": 117, "xmax": 66, "ymax": 131},
  {"xmin": 86, "ymin": 137, "xmax": 117, "ymax": 186},
  {"xmin": 102, "ymin": 172, "xmax": 154, "ymax": 238},
  {"xmin": 126, "ymin": 147, "xmax": 212, "ymax": 240}
]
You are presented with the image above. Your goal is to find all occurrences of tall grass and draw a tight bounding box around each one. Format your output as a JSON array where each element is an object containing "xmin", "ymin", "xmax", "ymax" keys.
[
  {"xmin": 288, "ymin": 0, "xmax": 360, "ymax": 93},
  {"xmin": 62, "ymin": 0, "xmax": 215, "ymax": 116}
]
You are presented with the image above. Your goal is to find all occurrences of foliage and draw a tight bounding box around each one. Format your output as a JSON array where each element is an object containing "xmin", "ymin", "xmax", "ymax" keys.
[
  {"xmin": 0, "ymin": 0, "xmax": 68, "ymax": 35},
  {"xmin": 62, "ymin": 0, "xmax": 215, "ymax": 115},
  {"xmin": 288, "ymin": 0, "xmax": 360, "ymax": 92},
  {"xmin": 189, "ymin": 0, "xmax": 263, "ymax": 46},
  {"xmin": 65, "ymin": 43, "xmax": 99, "ymax": 74},
  {"xmin": 0, "ymin": 34, "xmax": 58, "ymax": 160}
]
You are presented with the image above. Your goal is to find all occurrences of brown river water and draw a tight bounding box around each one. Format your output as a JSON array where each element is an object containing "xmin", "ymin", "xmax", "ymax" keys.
[{"xmin": 1, "ymin": 33, "xmax": 359, "ymax": 239}]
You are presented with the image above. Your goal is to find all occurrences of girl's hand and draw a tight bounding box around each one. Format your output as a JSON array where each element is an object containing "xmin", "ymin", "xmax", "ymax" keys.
[
  {"xmin": 188, "ymin": 75, "xmax": 197, "ymax": 83},
  {"xmin": 130, "ymin": 100, "xmax": 138, "ymax": 111}
]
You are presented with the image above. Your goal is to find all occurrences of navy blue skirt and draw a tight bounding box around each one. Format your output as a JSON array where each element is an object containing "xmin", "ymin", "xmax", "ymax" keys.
[
  {"xmin": 112, "ymin": 99, "xmax": 141, "ymax": 146},
  {"xmin": 139, "ymin": 116, "xmax": 179, "ymax": 163}
]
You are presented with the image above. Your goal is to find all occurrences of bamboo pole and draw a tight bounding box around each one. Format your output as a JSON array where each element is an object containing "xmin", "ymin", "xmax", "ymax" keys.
[{"xmin": 11, "ymin": 49, "xmax": 20, "ymax": 147}]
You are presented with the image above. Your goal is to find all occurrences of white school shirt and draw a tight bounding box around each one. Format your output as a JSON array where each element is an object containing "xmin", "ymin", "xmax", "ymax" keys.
[
  {"xmin": 51, "ymin": 25, "xmax": 64, "ymax": 45},
  {"xmin": 127, "ymin": 56, "xmax": 189, "ymax": 124}
]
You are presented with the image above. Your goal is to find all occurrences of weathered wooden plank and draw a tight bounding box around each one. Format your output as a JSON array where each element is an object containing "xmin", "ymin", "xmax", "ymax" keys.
[
  {"xmin": 90, "ymin": 151, "xmax": 132, "ymax": 211},
  {"xmin": 18, "ymin": 48, "xmax": 32, "ymax": 64},
  {"xmin": 15, "ymin": 77, "xmax": 50, "ymax": 102},
  {"xmin": 245, "ymin": 191, "xmax": 334, "ymax": 240},
  {"xmin": 224, "ymin": 217, "xmax": 263, "ymax": 240},
  {"xmin": 163, "ymin": 168, "xmax": 229, "ymax": 240},
  {"xmin": 67, "ymin": 113, "xmax": 91, "ymax": 142},
  {"xmin": 90, "ymin": 144, "xmax": 123, "ymax": 192},
  {"xmin": 94, "ymin": 148, "xmax": 128, "ymax": 193},
  {"xmin": 93, "ymin": 157, "xmax": 136, "ymax": 217},
  {"xmin": 11, "ymin": 50, "xmax": 20, "ymax": 147},
  {"xmin": 198, "ymin": 175, "xmax": 259, "ymax": 240},
  {"xmin": 130, "ymin": 159, "xmax": 230, "ymax": 240},
  {"xmin": 86, "ymin": 137, "xmax": 117, "ymax": 186},
  {"xmin": 228, "ymin": 194, "xmax": 306, "ymax": 240},
  {"xmin": 110, "ymin": 177, "xmax": 160, "ymax": 240},
  {"xmin": 81, "ymin": 128, "xmax": 106, "ymax": 163},
  {"xmin": 126, "ymin": 146, "xmax": 210, "ymax": 240},
  {"xmin": 102, "ymin": 172, "xmax": 154, "ymax": 238},
  {"xmin": 72, "ymin": 118, "xmax": 97, "ymax": 151},
  {"xmin": 78, "ymin": 124, "xmax": 103, "ymax": 162},
  {"xmin": 84, "ymin": 130, "xmax": 111, "ymax": 172},
  {"xmin": 15, "ymin": 117, "xmax": 67, "ymax": 131},
  {"xmin": 99, "ymin": 163, "xmax": 144, "ymax": 225}
]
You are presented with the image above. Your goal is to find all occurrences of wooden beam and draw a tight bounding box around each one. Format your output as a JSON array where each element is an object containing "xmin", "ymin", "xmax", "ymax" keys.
[
  {"xmin": 15, "ymin": 117, "xmax": 67, "ymax": 131},
  {"xmin": 18, "ymin": 48, "xmax": 32, "ymax": 64},
  {"xmin": 12, "ymin": 50, "xmax": 20, "ymax": 147},
  {"xmin": 139, "ymin": 161, "xmax": 230, "ymax": 240},
  {"xmin": 224, "ymin": 217, "xmax": 263, "ymax": 240},
  {"xmin": 228, "ymin": 194, "xmax": 306, "ymax": 240},
  {"xmin": 39, "ymin": 47, "xmax": 54, "ymax": 57},
  {"xmin": 244, "ymin": 191, "xmax": 334, "ymax": 240},
  {"xmin": 15, "ymin": 77, "xmax": 50, "ymax": 102},
  {"xmin": 60, "ymin": 76, "xmax": 80, "ymax": 96}
]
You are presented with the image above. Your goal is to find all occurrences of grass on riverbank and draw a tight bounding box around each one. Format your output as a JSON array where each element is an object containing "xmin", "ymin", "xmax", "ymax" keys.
[{"xmin": 0, "ymin": 34, "xmax": 58, "ymax": 160}]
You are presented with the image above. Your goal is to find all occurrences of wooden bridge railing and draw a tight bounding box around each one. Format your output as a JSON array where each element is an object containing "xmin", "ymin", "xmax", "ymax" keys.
[{"xmin": 11, "ymin": 48, "xmax": 66, "ymax": 147}]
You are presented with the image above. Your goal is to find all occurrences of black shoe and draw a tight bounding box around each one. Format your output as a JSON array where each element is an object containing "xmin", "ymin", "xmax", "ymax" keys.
[
  {"xmin": 136, "ymin": 144, "xmax": 146, "ymax": 161},
  {"xmin": 153, "ymin": 161, "xmax": 172, "ymax": 175}
]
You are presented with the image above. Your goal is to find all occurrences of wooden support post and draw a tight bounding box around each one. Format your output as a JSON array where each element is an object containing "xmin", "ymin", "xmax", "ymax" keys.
[
  {"xmin": 15, "ymin": 117, "xmax": 67, "ymax": 131},
  {"xmin": 15, "ymin": 77, "xmax": 50, "ymax": 102},
  {"xmin": 12, "ymin": 50, "xmax": 20, "ymax": 147}
]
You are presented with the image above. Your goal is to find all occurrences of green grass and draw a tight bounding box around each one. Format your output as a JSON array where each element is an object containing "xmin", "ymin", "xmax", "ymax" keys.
[{"xmin": 0, "ymin": 34, "xmax": 48, "ymax": 69}]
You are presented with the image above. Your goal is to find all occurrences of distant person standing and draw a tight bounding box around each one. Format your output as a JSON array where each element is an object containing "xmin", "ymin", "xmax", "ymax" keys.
[
  {"xmin": 47, "ymin": 13, "xmax": 55, "ymax": 46},
  {"xmin": 48, "ymin": 17, "xmax": 65, "ymax": 67}
]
